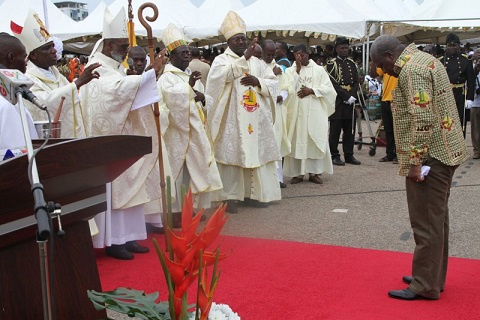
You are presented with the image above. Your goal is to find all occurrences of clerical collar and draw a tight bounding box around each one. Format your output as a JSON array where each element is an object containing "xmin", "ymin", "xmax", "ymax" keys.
[{"xmin": 38, "ymin": 66, "xmax": 56, "ymax": 82}]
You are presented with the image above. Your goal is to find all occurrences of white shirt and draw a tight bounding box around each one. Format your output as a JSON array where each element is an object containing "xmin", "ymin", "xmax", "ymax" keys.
[{"xmin": 0, "ymin": 96, "xmax": 38, "ymax": 150}]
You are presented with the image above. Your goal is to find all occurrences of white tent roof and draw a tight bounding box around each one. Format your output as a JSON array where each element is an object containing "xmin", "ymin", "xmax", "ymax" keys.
[
  {"xmin": 0, "ymin": 0, "xmax": 79, "ymax": 40},
  {"xmin": 406, "ymin": 0, "xmax": 480, "ymax": 29},
  {"xmin": 108, "ymin": 0, "xmax": 199, "ymax": 40}
]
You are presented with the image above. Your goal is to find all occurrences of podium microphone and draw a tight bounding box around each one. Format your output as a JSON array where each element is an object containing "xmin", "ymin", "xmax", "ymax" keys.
[{"xmin": 0, "ymin": 69, "xmax": 46, "ymax": 110}]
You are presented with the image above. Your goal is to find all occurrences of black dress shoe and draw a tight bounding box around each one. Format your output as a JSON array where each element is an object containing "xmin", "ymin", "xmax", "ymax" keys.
[
  {"xmin": 125, "ymin": 241, "xmax": 150, "ymax": 254},
  {"xmin": 226, "ymin": 200, "xmax": 238, "ymax": 213},
  {"xmin": 332, "ymin": 158, "xmax": 345, "ymax": 166},
  {"xmin": 279, "ymin": 182, "xmax": 287, "ymax": 188},
  {"xmin": 402, "ymin": 275, "xmax": 413, "ymax": 285},
  {"xmin": 388, "ymin": 288, "xmax": 436, "ymax": 300},
  {"xmin": 345, "ymin": 157, "xmax": 361, "ymax": 165},
  {"xmin": 106, "ymin": 244, "xmax": 134, "ymax": 260},
  {"xmin": 244, "ymin": 198, "xmax": 269, "ymax": 208},
  {"xmin": 402, "ymin": 276, "xmax": 443, "ymax": 292},
  {"xmin": 146, "ymin": 223, "xmax": 165, "ymax": 234}
]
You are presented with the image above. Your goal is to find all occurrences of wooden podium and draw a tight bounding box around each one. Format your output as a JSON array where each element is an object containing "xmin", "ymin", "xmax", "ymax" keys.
[{"xmin": 0, "ymin": 135, "xmax": 152, "ymax": 319}]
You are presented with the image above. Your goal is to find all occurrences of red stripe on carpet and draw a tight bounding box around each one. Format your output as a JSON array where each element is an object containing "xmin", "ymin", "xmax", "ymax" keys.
[{"xmin": 96, "ymin": 235, "xmax": 480, "ymax": 320}]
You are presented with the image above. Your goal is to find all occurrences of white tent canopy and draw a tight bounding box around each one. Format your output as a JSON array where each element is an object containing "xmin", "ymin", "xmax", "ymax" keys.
[{"xmin": 0, "ymin": 0, "xmax": 79, "ymax": 41}]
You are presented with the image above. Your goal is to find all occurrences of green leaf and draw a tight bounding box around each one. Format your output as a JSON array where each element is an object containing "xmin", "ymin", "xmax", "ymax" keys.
[{"xmin": 87, "ymin": 288, "xmax": 171, "ymax": 320}]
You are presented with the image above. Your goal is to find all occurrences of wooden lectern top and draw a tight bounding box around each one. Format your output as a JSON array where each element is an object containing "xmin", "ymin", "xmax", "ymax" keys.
[{"xmin": 0, "ymin": 135, "xmax": 152, "ymax": 225}]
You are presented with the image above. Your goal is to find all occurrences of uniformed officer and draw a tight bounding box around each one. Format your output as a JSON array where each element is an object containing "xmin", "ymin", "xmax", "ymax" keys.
[
  {"xmin": 326, "ymin": 37, "xmax": 361, "ymax": 166},
  {"xmin": 440, "ymin": 33, "xmax": 475, "ymax": 137}
]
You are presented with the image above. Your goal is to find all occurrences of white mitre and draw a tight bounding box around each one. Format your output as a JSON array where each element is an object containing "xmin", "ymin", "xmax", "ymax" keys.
[
  {"xmin": 219, "ymin": 11, "xmax": 246, "ymax": 41},
  {"xmin": 161, "ymin": 23, "xmax": 188, "ymax": 54},
  {"xmin": 90, "ymin": 7, "xmax": 128, "ymax": 57},
  {"xmin": 10, "ymin": 9, "xmax": 52, "ymax": 55}
]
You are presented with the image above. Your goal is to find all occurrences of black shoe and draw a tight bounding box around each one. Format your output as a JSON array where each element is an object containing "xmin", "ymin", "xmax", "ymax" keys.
[
  {"xmin": 332, "ymin": 157, "xmax": 345, "ymax": 166},
  {"xmin": 345, "ymin": 157, "xmax": 361, "ymax": 165},
  {"xmin": 226, "ymin": 200, "xmax": 238, "ymax": 213},
  {"xmin": 402, "ymin": 275, "xmax": 413, "ymax": 285},
  {"xmin": 379, "ymin": 156, "xmax": 394, "ymax": 162},
  {"xmin": 125, "ymin": 241, "xmax": 150, "ymax": 254},
  {"xmin": 244, "ymin": 198, "xmax": 270, "ymax": 208},
  {"xmin": 106, "ymin": 244, "xmax": 134, "ymax": 260},
  {"xmin": 388, "ymin": 288, "xmax": 437, "ymax": 300},
  {"xmin": 279, "ymin": 182, "xmax": 287, "ymax": 188},
  {"xmin": 402, "ymin": 276, "xmax": 443, "ymax": 292},
  {"xmin": 146, "ymin": 223, "xmax": 165, "ymax": 234}
]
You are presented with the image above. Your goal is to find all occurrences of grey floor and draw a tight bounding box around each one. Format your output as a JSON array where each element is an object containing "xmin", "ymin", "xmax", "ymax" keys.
[{"xmin": 108, "ymin": 120, "xmax": 480, "ymax": 319}]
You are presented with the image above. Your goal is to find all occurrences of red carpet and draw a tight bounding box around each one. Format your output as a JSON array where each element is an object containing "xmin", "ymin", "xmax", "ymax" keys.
[{"xmin": 96, "ymin": 235, "xmax": 480, "ymax": 320}]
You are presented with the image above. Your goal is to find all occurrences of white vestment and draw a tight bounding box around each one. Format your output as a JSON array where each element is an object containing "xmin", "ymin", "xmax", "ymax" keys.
[
  {"xmin": 205, "ymin": 47, "xmax": 281, "ymax": 202},
  {"xmin": 80, "ymin": 52, "xmax": 161, "ymax": 247},
  {"xmin": 283, "ymin": 60, "xmax": 337, "ymax": 177},
  {"xmin": 25, "ymin": 61, "xmax": 85, "ymax": 138},
  {"xmin": 157, "ymin": 64, "xmax": 222, "ymax": 212},
  {"xmin": 0, "ymin": 96, "xmax": 38, "ymax": 150}
]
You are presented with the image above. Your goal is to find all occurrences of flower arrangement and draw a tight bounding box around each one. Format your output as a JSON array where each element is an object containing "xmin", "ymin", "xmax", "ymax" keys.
[{"xmin": 88, "ymin": 182, "xmax": 238, "ymax": 320}]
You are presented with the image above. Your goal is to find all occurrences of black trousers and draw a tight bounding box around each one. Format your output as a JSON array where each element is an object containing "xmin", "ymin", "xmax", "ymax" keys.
[
  {"xmin": 452, "ymin": 88, "xmax": 469, "ymax": 137},
  {"xmin": 381, "ymin": 101, "xmax": 396, "ymax": 159},
  {"xmin": 329, "ymin": 118, "xmax": 354, "ymax": 159}
]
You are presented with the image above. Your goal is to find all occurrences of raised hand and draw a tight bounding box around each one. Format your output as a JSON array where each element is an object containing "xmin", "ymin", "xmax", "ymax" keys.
[
  {"xmin": 74, "ymin": 63, "xmax": 101, "ymax": 88},
  {"xmin": 244, "ymin": 37, "xmax": 258, "ymax": 60}
]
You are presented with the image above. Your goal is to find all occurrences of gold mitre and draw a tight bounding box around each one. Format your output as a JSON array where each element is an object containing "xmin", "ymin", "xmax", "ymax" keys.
[
  {"xmin": 161, "ymin": 23, "xmax": 188, "ymax": 53},
  {"xmin": 220, "ymin": 11, "xmax": 246, "ymax": 41},
  {"xmin": 103, "ymin": 7, "xmax": 127, "ymax": 39},
  {"xmin": 10, "ymin": 9, "xmax": 52, "ymax": 55}
]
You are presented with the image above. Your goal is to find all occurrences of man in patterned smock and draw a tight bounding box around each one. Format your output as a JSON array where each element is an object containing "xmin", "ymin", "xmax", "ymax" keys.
[
  {"xmin": 371, "ymin": 35, "xmax": 468, "ymax": 301},
  {"xmin": 326, "ymin": 37, "xmax": 361, "ymax": 166}
]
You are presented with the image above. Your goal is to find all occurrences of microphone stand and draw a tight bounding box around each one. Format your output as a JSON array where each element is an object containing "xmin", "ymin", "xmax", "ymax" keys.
[{"xmin": 16, "ymin": 91, "xmax": 53, "ymax": 320}]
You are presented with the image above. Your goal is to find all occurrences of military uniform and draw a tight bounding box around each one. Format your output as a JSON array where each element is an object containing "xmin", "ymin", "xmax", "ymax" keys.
[
  {"xmin": 440, "ymin": 49, "xmax": 475, "ymax": 134},
  {"xmin": 326, "ymin": 55, "xmax": 359, "ymax": 162}
]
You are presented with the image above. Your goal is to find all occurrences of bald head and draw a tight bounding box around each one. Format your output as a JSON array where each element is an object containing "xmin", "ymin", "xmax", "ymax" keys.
[
  {"xmin": 252, "ymin": 43, "xmax": 262, "ymax": 59},
  {"xmin": 0, "ymin": 33, "xmax": 27, "ymax": 73},
  {"xmin": 370, "ymin": 35, "xmax": 405, "ymax": 77},
  {"xmin": 262, "ymin": 39, "xmax": 276, "ymax": 63}
]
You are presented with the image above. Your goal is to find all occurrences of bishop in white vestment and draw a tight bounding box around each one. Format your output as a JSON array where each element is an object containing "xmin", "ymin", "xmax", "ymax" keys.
[
  {"xmin": 80, "ymin": 8, "xmax": 166, "ymax": 259},
  {"xmin": 11, "ymin": 9, "xmax": 100, "ymax": 139},
  {"xmin": 284, "ymin": 44, "xmax": 337, "ymax": 184},
  {"xmin": 158, "ymin": 24, "xmax": 222, "ymax": 217},
  {"xmin": 206, "ymin": 11, "xmax": 281, "ymax": 213}
]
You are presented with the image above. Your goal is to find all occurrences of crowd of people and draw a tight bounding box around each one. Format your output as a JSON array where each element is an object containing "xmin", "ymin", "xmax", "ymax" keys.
[{"xmin": 1, "ymin": 6, "xmax": 479, "ymax": 302}]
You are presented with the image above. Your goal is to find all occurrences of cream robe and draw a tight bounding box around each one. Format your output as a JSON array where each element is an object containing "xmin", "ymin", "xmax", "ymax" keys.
[
  {"xmin": 80, "ymin": 52, "xmax": 161, "ymax": 210},
  {"xmin": 206, "ymin": 47, "xmax": 281, "ymax": 202},
  {"xmin": 25, "ymin": 61, "xmax": 85, "ymax": 138},
  {"xmin": 266, "ymin": 60, "xmax": 291, "ymax": 157},
  {"xmin": 157, "ymin": 64, "xmax": 222, "ymax": 210},
  {"xmin": 284, "ymin": 60, "xmax": 337, "ymax": 176}
]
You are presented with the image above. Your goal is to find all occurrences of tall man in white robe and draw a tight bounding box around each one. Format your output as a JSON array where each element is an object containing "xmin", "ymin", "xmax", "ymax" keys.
[
  {"xmin": 205, "ymin": 11, "xmax": 281, "ymax": 213},
  {"xmin": 284, "ymin": 44, "xmax": 337, "ymax": 185},
  {"xmin": 0, "ymin": 33, "xmax": 38, "ymax": 149},
  {"xmin": 127, "ymin": 46, "xmax": 172, "ymax": 233},
  {"xmin": 262, "ymin": 39, "xmax": 290, "ymax": 189},
  {"xmin": 157, "ymin": 24, "xmax": 222, "ymax": 225},
  {"xmin": 80, "ymin": 8, "xmax": 166, "ymax": 260},
  {"xmin": 11, "ymin": 9, "xmax": 100, "ymax": 139}
]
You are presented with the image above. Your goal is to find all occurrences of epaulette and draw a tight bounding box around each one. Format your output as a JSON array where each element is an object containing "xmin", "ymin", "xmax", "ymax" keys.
[
  {"xmin": 347, "ymin": 57, "xmax": 356, "ymax": 64},
  {"xmin": 326, "ymin": 59, "xmax": 335, "ymax": 65},
  {"xmin": 463, "ymin": 53, "xmax": 472, "ymax": 60}
]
